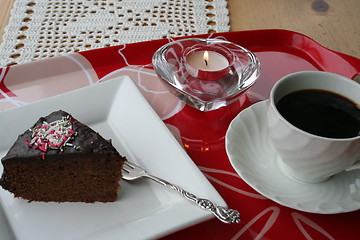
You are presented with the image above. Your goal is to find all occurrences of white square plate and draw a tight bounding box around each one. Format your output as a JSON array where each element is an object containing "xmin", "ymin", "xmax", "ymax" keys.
[{"xmin": 0, "ymin": 76, "xmax": 226, "ymax": 240}]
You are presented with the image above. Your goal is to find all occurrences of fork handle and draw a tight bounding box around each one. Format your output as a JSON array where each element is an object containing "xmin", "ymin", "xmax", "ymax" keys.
[{"xmin": 146, "ymin": 174, "xmax": 240, "ymax": 224}]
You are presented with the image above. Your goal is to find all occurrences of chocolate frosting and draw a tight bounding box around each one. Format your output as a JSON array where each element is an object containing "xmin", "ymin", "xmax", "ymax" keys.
[{"xmin": 1, "ymin": 110, "xmax": 121, "ymax": 163}]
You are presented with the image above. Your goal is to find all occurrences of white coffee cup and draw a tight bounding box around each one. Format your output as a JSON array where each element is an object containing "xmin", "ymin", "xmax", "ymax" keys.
[{"xmin": 267, "ymin": 71, "xmax": 360, "ymax": 183}]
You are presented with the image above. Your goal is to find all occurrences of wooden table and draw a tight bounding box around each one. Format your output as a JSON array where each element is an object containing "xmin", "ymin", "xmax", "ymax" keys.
[
  {"xmin": 0, "ymin": 0, "xmax": 359, "ymax": 59},
  {"xmin": 228, "ymin": 0, "xmax": 360, "ymax": 59}
]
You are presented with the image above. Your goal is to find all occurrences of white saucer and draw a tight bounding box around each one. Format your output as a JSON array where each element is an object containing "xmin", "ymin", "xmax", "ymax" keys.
[{"xmin": 225, "ymin": 100, "xmax": 360, "ymax": 214}]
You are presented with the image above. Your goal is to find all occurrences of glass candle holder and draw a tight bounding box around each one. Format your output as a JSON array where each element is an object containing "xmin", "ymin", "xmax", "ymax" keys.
[{"xmin": 152, "ymin": 38, "xmax": 261, "ymax": 111}]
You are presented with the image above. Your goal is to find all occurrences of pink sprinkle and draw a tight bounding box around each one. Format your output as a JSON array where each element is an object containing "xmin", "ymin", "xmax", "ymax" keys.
[
  {"xmin": 39, "ymin": 145, "xmax": 47, "ymax": 152},
  {"xmin": 41, "ymin": 153, "xmax": 45, "ymax": 160},
  {"xmin": 59, "ymin": 139, "xmax": 66, "ymax": 145},
  {"xmin": 25, "ymin": 139, "xmax": 31, "ymax": 147}
]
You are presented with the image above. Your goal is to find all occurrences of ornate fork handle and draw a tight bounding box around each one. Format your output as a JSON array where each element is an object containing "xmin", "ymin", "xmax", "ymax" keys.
[{"xmin": 146, "ymin": 174, "xmax": 240, "ymax": 224}]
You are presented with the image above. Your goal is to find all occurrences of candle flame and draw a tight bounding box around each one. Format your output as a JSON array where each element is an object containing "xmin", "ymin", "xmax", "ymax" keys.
[
  {"xmin": 203, "ymin": 51, "xmax": 209, "ymax": 61},
  {"xmin": 203, "ymin": 50, "xmax": 209, "ymax": 66}
]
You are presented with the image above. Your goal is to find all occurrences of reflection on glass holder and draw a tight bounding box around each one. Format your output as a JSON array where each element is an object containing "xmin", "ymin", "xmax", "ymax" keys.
[{"xmin": 152, "ymin": 38, "xmax": 261, "ymax": 111}]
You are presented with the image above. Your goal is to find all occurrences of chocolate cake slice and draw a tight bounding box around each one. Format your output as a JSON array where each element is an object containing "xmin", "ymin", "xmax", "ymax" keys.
[{"xmin": 0, "ymin": 110, "xmax": 126, "ymax": 203}]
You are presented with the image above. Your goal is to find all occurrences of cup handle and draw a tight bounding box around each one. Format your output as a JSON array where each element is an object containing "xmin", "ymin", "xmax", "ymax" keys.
[{"xmin": 346, "ymin": 157, "xmax": 360, "ymax": 171}]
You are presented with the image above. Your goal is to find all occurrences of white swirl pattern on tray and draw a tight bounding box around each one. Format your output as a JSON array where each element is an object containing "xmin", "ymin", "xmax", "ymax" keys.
[
  {"xmin": 199, "ymin": 166, "xmax": 337, "ymax": 240},
  {"xmin": 1, "ymin": 36, "xmax": 358, "ymax": 239}
]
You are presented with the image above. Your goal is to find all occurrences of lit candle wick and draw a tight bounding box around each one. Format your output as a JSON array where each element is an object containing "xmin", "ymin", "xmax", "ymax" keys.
[{"xmin": 203, "ymin": 50, "xmax": 209, "ymax": 66}]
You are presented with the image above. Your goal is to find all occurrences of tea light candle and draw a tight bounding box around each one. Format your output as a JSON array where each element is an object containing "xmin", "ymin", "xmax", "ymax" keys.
[
  {"xmin": 185, "ymin": 50, "xmax": 231, "ymax": 81},
  {"xmin": 152, "ymin": 37, "xmax": 260, "ymax": 111},
  {"xmin": 187, "ymin": 50, "xmax": 229, "ymax": 71}
]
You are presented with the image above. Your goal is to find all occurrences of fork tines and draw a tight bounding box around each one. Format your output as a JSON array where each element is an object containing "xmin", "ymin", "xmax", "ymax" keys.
[{"xmin": 122, "ymin": 161, "xmax": 135, "ymax": 173}]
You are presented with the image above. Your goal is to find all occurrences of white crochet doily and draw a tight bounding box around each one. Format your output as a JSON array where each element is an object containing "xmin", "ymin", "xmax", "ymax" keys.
[{"xmin": 0, "ymin": 0, "xmax": 230, "ymax": 67}]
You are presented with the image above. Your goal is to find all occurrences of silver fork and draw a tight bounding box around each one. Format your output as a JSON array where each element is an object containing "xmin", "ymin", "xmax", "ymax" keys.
[{"xmin": 122, "ymin": 161, "xmax": 240, "ymax": 224}]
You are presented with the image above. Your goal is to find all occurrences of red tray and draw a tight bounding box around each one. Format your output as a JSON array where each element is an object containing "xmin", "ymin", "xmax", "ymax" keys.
[{"xmin": 1, "ymin": 29, "xmax": 360, "ymax": 240}]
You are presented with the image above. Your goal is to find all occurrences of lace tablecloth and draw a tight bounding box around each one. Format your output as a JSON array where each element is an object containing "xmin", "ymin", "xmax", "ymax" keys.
[{"xmin": 0, "ymin": 0, "xmax": 229, "ymax": 67}]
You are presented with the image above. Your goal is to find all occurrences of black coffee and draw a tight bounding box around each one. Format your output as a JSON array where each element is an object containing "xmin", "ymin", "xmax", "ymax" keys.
[{"xmin": 276, "ymin": 89, "xmax": 360, "ymax": 138}]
